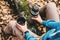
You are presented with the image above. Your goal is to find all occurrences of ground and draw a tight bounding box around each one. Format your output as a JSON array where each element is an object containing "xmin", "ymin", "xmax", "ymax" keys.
[{"xmin": 0, "ymin": 0, "xmax": 60, "ymax": 40}]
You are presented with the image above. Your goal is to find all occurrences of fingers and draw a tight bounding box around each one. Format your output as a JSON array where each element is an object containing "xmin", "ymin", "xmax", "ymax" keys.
[
  {"xmin": 38, "ymin": 14, "xmax": 40, "ymax": 16},
  {"xmin": 31, "ymin": 17, "xmax": 37, "ymax": 20},
  {"xmin": 16, "ymin": 22, "xmax": 28, "ymax": 33},
  {"xmin": 16, "ymin": 23, "xmax": 23, "ymax": 32},
  {"xmin": 25, "ymin": 21, "xmax": 27, "ymax": 27},
  {"xmin": 16, "ymin": 23, "xmax": 22, "ymax": 28},
  {"xmin": 16, "ymin": 23, "xmax": 23, "ymax": 30},
  {"xmin": 25, "ymin": 21, "xmax": 27, "ymax": 25},
  {"xmin": 25, "ymin": 21, "xmax": 27, "ymax": 24}
]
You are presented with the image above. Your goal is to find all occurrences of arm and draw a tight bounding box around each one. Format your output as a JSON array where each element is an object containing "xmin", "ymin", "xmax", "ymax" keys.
[
  {"xmin": 31, "ymin": 14, "xmax": 60, "ymax": 29},
  {"xmin": 25, "ymin": 31, "xmax": 37, "ymax": 40},
  {"xmin": 28, "ymin": 30, "xmax": 40, "ymax": 38},
  {"xmin": 16, "ymin": 22, "xmax": 38, "ymax": 40},
  {"xmin": 42, "ymin": 20, "xmax": 60, "ymax": 29}
]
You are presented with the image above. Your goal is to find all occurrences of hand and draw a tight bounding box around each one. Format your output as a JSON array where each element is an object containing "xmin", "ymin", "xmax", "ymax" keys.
[
  {"xmin": 31, "ymin": 14, "xmax": 43, "ymax": 24},
  {"xmin": 16, "ymin": 22, "xmax": 28, "ymax": 33}
]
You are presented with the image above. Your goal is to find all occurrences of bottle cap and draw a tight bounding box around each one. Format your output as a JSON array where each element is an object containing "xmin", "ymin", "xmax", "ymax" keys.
[{"xmin": 31, "ymin": 6, "xmax": 39, "ymax": 16}]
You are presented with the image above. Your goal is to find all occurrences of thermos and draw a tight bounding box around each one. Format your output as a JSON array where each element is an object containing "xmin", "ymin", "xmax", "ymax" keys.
[
  {"xmin": 17, "ymin": 17, "xmax": 26, "ymax": 25},
  {"xmin": 31, "ymin": 5, "xmax": 39, "ymax": 16}
]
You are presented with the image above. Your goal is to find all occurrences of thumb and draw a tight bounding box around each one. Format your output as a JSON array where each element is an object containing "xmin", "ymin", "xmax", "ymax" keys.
[
  {"xmin": 16, "ymin": 23, "xmax": 22, "ymax": 29},
  {"xmin": 25, "ymin": 21, "xmax": 27, "ymax": 27}
]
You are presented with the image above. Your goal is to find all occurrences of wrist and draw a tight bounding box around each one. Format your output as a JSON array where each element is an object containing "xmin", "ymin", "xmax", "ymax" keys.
[
  {"xmin": 24, "ymin": 31, "xmax": 29, "ymax": 34},
  {"xmin": 23, "ymin": 29, "xmax": 28, "ymax": 33}
]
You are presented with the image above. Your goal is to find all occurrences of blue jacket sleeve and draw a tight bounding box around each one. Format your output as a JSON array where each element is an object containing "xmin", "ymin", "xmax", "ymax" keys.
[
  {"xmin": 42, "ymin": 20, "xmax": 60, "ymax": 30},
  {"xmin": 25, "ymin": 31, "xmax": 37, "ymax": 40}
]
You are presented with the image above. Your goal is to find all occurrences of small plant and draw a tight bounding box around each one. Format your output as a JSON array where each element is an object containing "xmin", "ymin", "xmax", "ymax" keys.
[{"xmin": 18, "ymin": 0, "xmax": 30, "ymax": 21}]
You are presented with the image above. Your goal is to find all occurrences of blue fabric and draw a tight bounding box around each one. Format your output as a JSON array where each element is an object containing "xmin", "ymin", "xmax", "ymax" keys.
[
  {"xmin": 42, "ymin": 20, "xmax": 60, "ymax": 30},
  {"xmin": 42, "ymin": 29, "xmax": 56, "ymax": 40},
  {"xmin": 24, "ymin": 20, "xmax": 60, "ymax": 40},
  {"xmin": 25, "ymin": 31, "xmax": 37, "ymax": 40},
  {"xmin": 49, "ymin": 30, "xmax": 60, "ymax": 40},
  {"xmin": 42, "ymin": 20, "xmax": 60, "ymax": 40}
]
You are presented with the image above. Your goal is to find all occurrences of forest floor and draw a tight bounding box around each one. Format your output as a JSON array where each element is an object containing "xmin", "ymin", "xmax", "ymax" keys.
[{"xmin": 0, "ymin": 0, "xmax": 60, "ymax": 40}]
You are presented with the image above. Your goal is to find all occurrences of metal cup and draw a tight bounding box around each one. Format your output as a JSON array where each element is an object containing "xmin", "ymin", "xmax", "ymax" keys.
[{"xmin": 17, "ymin": 17, "xmax": 26, "ymax": 25}]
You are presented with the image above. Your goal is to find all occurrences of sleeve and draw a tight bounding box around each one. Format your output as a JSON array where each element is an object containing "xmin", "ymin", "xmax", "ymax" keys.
[
  {"xmin": 25, "ymin": 31, "xmax": 37, "ymax": 40},
  {"xmin": 42, "ymin": 20, "xmax": 60, "ymax": 29}
]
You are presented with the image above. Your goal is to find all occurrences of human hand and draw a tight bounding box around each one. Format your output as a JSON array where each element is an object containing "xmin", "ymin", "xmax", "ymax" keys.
[
  {"xmin": 16, "ymin": 22, "xmax": 28, "ymax": 33},
  {"xmin": 31, "ymin": 14, "xmax": 42, "ymax": 24}
]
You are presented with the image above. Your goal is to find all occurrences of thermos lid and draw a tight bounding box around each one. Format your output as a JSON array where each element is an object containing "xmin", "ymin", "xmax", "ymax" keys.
[
  {"xmin": 32, "ymin": 6, "xmax": 39, "ymax": 12},
  {"xmin": 31, "ymin": 6, "xmax": 39, "ymax": 16},
  {"xmin": 31, "ymin": 10, "xmax": 39, "ymax": 16}
]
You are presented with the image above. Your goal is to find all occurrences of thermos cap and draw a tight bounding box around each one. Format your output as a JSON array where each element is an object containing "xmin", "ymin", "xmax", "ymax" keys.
[
  {"xmin": 31, "ymin": 10, "xmax": 39, "ymax": 16},
  {"xmin": 32, "ymin": 6, "xmax": 39, "ymax": 12},
  {"xmin": 31, "ymin": 6, "xmax": 39, "ymax": 16}
]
